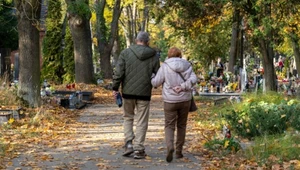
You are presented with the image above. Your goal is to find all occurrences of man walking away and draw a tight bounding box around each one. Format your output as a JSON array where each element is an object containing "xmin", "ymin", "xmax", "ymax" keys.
[{"xmin": 112, "ymin": 31, "xmax": 160, "ymax": 159}]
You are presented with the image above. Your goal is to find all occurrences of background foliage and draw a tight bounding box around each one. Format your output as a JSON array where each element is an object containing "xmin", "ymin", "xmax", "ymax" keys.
[
  {"xmin": 42, "ymin": 0, "xmax": 64, "ymax": 84},
  {"xmin": 62, "ymin": 25, "xmax": 75, "ymax": 83},
  {"xmin": 0, "ymin": 0, "xmax": 18, "ymax": 50}
]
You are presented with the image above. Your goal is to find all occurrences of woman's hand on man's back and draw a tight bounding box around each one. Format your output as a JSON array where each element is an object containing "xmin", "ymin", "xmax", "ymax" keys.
[{"xmin": 172, "ymin": 86, "xmax": 183, "ymax": 93}]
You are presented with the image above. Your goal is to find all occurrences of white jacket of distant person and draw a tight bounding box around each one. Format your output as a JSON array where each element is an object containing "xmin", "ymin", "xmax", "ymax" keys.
[{"xmin": 151, "ymin": 57, "xmax": 197, "ymax": 103}]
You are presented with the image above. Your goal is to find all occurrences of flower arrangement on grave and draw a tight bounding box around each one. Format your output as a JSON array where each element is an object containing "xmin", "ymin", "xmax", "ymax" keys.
[
  {"xmin": 223, "ymin": 82, "xmax": 238, "ymax": 92},
  {"xmin": 222, "ymin": 71, "xmax": 233, "ymax": 83},
  {"xmin": 200, "ymin": 81, "xmax": 207, "ymax": 87}
]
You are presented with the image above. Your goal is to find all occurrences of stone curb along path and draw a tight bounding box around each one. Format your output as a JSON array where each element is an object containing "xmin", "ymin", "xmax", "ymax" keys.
[{"xmin": 6, "ymin": 95, "xmax": 202, "ymax": 170}]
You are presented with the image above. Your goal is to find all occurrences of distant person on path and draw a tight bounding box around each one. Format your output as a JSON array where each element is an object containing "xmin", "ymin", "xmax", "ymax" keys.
[
  {"xmin": 112, "ymin": 31, "xmax": 160, "ymax": 159},
  {"xmin": 151, "ymin": 47, "xmax": 197, "ymax": 163},
  {"xmin": 278, "ymin": 57, "xmax": 284, "ymax": 72},
  {"xmin": 216, "ymin": 57, "xmax": 224, "ymax": 77}
]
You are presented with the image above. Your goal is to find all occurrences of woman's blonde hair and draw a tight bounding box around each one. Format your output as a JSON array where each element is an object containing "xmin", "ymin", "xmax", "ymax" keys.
[{"xmin": 168, "ymin": 47, "xmax": 182, "ymax": 58}]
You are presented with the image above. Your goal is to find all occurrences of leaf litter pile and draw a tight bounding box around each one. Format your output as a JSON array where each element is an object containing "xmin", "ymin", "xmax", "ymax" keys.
[{"xmin": 0, "ymin": 83, "xmax": 114, "ymax": 169}]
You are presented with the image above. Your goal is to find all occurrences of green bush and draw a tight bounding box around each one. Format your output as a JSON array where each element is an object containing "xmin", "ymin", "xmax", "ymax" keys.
[
  {"xmin": 224, "ymin": 93, "xmax": 300, "ymax": 139},
  {"xmin": 204, "ymin": 137, "xmax": 241, "ymax": 154},
  {"xmin": 0, "ymin": 141, "xmax": 8, "ymax": 156}
]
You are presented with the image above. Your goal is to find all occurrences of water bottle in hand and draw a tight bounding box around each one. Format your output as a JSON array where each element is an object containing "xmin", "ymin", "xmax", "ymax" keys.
[{"xmin": 116, "ymin": 93, "xmax": 122, "ymax": 107}]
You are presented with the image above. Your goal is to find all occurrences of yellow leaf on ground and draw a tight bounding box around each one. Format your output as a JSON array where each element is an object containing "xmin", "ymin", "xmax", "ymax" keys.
[
  {"xmin": 224, "ymin": 140, "xmax": 229, "ymax": 148},
  {"xmin": 8, "ymin": 118, "xmax": 14, "ymax": 124},
  {"xmin": 290, "ymin": 160, "xmax": 300, "ymax": 169}
]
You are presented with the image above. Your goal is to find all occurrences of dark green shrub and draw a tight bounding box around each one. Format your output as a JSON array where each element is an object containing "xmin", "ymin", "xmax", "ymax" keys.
[
  {"xmin": 225, "ymin": 94, "xmax": 300, "ymax": 139},
  {"xmin": 204, "ymin": 137, "xmax": 241, "ymax": 154},
  {"xmin": 287, "ymin": 100, "xmax": 300, "ymax": 130},
  {"xmin": 42, "ymin": 0, "xmax": 64, "ymax": 84}
]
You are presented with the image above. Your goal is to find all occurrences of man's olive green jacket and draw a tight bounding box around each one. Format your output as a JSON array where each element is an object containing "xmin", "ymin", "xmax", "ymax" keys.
[{"xmin": 112, "ymin": 44, "xmax": 160, "ymax": 101}]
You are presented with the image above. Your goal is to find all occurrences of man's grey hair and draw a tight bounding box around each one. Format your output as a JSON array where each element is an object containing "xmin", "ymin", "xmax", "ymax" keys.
[{"xmin": 136, "ymin": 31, "xmax": 150, "ymax": 43}]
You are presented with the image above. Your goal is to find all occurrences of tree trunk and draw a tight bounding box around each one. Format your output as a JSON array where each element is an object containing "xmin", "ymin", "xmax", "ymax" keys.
[
  {"xmin": 96, "ymin": 0, "xmax": 121, "ymax": 79},
  {"xmin": 66, "ymin": 0, "xmax": 94, "ymax": 84},
  {"xmin": 121, "ymin": 1, "xmax": 145, "ymax": 47},
  {"xmin": 228, "ymin": 8, "xmax": 240, "ymax": 73},
  {"xmin": 132, "ymin": 2, "xmax": 137, "ymax": 37},
  {"xmin": 259, "ymin": 39, "xmax": 277, "ymax": 91},
  {"xmin": 262, "ymin": 3, "xmax": 277, "ymax": 92},
  {"xmin": 15, "ymin": 0, "xmax": 41, "ymax": 107},
  {"xmin": 292, "ymin": 36, "xmax": 300, "ymax": 98},
  {"xmin": 112, "ymin": 32, "xmax": 121, "ymax": 67},
  {"xmin": 248, "ymin": 2, "xmax": 277, "ymax": 92},
  {"xmin": 290, "ymin": 33, "xmax": 300, "ymax": 76},
  {"xmin": 121, "ymin": 15, "xmax": 132, "ymax": 47},
  {"xmin": 239, "ymin": 28, "xmax": 244, "ymax": 68},
  {"xmin": 141, "ymin": 0, "xmax": 149, "ymax": 32},
  {"xmin": 121, "ymin": 6, "xmax": 134, "ymax": 47}
]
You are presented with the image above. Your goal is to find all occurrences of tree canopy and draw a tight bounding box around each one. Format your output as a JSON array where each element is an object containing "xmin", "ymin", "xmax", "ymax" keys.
[{"xmin": 4, "ymin": 0, "xmax": 300, "ymax": 94}]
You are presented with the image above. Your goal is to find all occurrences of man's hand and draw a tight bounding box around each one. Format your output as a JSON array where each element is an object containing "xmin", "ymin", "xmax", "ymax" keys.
[
  {"xmin": 113, "ymin": 91, "xmax": 119, "ymax": 98},
  {"xmin": 172, "ymin": 86, "xmax": 183, "ymax": 93}
]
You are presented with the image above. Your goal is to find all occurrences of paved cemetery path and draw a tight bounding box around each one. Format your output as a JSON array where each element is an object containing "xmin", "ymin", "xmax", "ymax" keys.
[{"xmin": 5, "ymin": 95, "xmax": 202, "ymax": 170}]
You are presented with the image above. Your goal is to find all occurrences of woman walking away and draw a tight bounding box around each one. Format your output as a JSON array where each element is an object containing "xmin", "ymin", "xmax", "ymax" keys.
[{"xmin": 151, "ymin": 47, "xmax": 197, "ymax": 163}]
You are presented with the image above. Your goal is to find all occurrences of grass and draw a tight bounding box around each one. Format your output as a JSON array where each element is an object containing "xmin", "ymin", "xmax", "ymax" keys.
[
  {"xmin": 0, "ymin": 87, "xmax": 21, "ymax": 108},
  {"xmin": 245, "ymin": 133, "xmax": 300, "ymax": 166},
  {"xmin": 193, "ymin": 96, "xmax": 214, "ymax": 103},
  {"xmin": 0, "ymin": 138, "xmax": 9, "ymax": 156}
]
